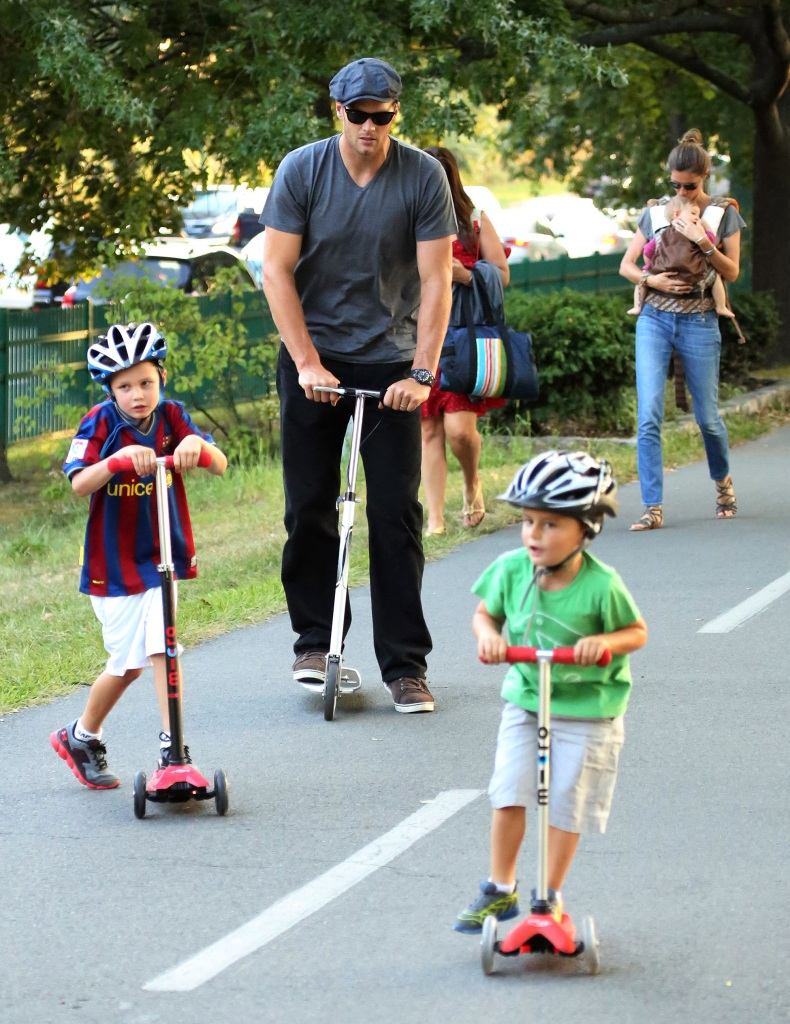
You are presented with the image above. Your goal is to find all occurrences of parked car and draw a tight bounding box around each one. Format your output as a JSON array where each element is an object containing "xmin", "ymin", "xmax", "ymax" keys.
[
  {"xmin": 180, "ymin": 185, "xmax": 269, "ymax": 246},
  {"xmin": 61, "ymin": 239, "xmax": 257, "ymax": 306},
  {"xmin": 538, "ymin": 201, "xmax": 634, "ymax": 259},
  {"xmin": 239, "ymin": 232, "xmax": 265, "ymax": 289},
  {"xmin": 0, "ymin": 223, "xmax": 56, "ymax": 308},
  {"xmin": 495, "ymin": 195, "xmax": 634, "ymax": 260},
  {"xmin": 229, "ymin": 209, "xmax": 265, "ymax": 249},
  {"xmin": 495, "ymin": 209, "xmax": 570, "ymax": 263}
]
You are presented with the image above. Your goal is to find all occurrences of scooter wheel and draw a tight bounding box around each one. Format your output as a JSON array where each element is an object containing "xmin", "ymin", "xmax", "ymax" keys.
[
  {"xmin": 133, "ymin": 771, "xmax": 147, "ymax": 819},
  {"xmin": 214, "ymin": 769, "xmax": 229, "ymax": 816},
  {"xmin": 323, "ymin": 661, "xmax": 339, "ymax": 721},
  {"xmin": 481, "ymin": 915, "xmax": 498, "ymax": 975},
  {"xmin": 581, "ymin": 915, "xmax": 600, "ymax": 975}
]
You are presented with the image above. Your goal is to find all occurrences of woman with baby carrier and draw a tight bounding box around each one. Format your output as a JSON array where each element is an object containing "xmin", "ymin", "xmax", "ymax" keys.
[{"xmin": 619, "ymin": 128, "xmax": 745, "ymax": 532}]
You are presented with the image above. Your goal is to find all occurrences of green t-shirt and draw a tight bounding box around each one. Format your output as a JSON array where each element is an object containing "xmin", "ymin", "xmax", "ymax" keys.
[{"xmin": 472, "ymin": 549, "xmax": 641, "ymax": 718}]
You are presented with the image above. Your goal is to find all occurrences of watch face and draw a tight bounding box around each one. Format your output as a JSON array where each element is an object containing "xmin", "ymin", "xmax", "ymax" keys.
[{"xmin": 410, "ymin": 369, "xmax": 435, "ymax": 386}]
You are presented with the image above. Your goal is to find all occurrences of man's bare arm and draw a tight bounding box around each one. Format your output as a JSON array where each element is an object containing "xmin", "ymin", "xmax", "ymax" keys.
[{"xmin": 262, "ymin": 226, "xmax": 339, "ymax": 401}]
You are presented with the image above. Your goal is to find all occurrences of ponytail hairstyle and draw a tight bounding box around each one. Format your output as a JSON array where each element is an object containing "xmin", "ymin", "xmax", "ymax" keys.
[
  {"xmin": 423, "ymin": 145, "xmax": 476, "ymax": 252},
  {"xmin": 667, "ymin": 128, "xmax": 711, "ymax": 178}
]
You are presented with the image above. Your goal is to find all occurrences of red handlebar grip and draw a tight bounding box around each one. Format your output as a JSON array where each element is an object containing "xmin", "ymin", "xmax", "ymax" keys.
[
  {"xmin": 492, "ymin": 646, "xmax": 612, "ymax": 667},
  {"xmin": 107, "ymin": 450, "xmax": 213, "ymax": 473}
]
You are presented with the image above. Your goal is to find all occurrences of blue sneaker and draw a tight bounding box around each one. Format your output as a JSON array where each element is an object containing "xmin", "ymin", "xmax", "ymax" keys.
[{"xmin": 454, "ymin": 881, "xmax": 519, "ymax": 933}]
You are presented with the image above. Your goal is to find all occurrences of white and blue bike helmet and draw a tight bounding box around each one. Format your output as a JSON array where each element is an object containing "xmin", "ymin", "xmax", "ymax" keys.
[
  {"xmin": 87, "ymin": 321, "xmax": 167, "ymax": 394},
  {"xmin": 498, "ymin": 450, "xmax": 618, "ymax": 538}
]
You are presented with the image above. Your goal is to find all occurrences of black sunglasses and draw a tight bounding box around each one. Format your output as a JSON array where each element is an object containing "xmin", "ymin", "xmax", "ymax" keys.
[
  {"xmin": 670, "ymin": 180, "xmax": 701, "ymax": 191},
  {"xmin": 344, "ymin": 107, "xmax": 397, "ymax": 126}
]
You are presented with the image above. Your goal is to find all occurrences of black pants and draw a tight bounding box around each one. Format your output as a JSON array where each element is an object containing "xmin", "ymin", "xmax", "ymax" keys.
[{"xmin": 277, "ymin": 346, "xmax": 432, "ymax": 682}]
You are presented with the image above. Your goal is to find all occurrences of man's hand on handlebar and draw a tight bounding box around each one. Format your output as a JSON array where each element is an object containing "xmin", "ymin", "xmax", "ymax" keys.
[
  {"xmin": 381, "ymin": 377, "xmax": 430, "ymax": 413},
  {"xmin": 299, "ymin": 365, "xmax": 341, "ymax": 404}
]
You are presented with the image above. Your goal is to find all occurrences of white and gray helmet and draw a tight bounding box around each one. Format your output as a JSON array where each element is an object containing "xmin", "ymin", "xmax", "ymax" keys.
[
  {"xmin": 498, "ymin": 450, "xmax": 618, "ymax": 537},
  {"xmin": 87, "ymin": 321, "xmax": 167, "ymax": 392}
]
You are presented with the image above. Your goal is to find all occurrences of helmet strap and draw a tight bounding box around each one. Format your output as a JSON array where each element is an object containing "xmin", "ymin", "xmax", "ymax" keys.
[{"xmin": 518, "ymin": 538, "xmax": 589, "ymax": 641}]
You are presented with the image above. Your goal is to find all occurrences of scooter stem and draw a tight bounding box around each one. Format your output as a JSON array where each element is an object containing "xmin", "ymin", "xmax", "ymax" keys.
[
  {"xmin": 536, "ymin": 652, "xmax": 552, "ymax": 903},
  {"xmin": 155, "ymin": 459, "xmax": 185, "ymax": 762}
]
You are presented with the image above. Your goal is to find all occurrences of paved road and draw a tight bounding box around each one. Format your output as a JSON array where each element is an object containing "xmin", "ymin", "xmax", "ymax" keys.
[{"xmin": 2, "ymin": 426, "xmax": 788, "ymax": 1024}]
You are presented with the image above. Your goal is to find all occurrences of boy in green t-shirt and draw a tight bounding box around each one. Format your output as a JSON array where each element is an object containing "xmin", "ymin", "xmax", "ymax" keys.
[{"xmin": 455, "ymin": 451, "xmax": 647, "ymax": 933}]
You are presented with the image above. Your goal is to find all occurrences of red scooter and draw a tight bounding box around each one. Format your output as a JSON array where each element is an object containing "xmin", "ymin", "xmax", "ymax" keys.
[
  {"xmin": 479, "ymin": 646, "xmax": 609, "ymax": 976},
  {"xmin": 106, "ymin": 452, "xmax": 228, "ymax": 818}
]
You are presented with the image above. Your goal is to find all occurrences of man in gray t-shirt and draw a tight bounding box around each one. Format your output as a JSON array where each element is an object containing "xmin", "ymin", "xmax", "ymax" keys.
[{"xmin": 262, "ymin": 57, "xmax": 455, "ymax": 714}]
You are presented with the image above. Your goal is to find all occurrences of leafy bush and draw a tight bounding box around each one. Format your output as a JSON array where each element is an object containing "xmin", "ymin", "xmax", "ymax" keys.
[
  {"xmin": 102, "ymin": 269, "xmax": 279, "ymax": 461},
  {"xmin": 720, "ymin": 290, "xmax": 781, "ymax": 381},
  {"xmin": 493, "ymin": 289, "xmax": 637, "ymax": 436},
  {"xmin": 490, "ymin": 287, "xmax": 781, "ymax": 436}
]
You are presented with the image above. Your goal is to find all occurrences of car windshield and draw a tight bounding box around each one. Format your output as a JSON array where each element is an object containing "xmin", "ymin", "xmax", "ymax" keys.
[
  {"xmin": 182, "ymin": 190, "xmax": 239, "ymax": 221},
  {"xmin": 76, "ymin": 258, "xmax": 188, "ymax": 297}
]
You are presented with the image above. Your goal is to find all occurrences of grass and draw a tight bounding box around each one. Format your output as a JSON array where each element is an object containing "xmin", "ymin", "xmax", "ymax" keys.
[{"xmin": 2, "ymin": 391, "xmax": 789, "ymax": 716}]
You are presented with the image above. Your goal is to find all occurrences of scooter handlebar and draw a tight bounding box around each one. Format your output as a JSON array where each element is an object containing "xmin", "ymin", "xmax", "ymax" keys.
[
  {"xmin": 313, "ymin": 385, "xmax": 385, "ymax": 400},
  {"xmin": 107, "ymin": 451, "xmax": 213, "ymax": 473},
  {"xmin": 482, "ymin": 646, "xmax": 612, "ymax": 667}
]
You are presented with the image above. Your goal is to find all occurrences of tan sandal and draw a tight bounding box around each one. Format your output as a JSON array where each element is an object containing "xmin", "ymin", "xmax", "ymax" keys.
[
  {"xmin": 462, "ymin": 484, "xmax": 485, "ymax": 529},
  {"xmin": 425, "ymin": 524, "xmax": 446, "ymax": 537},
  {"xmin": 715, "ymin": 476, "xmax": 737, "ymax": 518},
  {"xmin": 630, "ymin": 505, "xmax": 663, "ymax": 531}
]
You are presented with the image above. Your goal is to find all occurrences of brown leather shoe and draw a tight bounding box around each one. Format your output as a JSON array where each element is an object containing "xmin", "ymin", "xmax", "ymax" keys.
[
  {"xmin": 386, "ymin": 677, "xmax": 435, "ymax": 713},
  {"xmin": 292, "ymin": 651, "xmax": 327, "ymax": 691}
]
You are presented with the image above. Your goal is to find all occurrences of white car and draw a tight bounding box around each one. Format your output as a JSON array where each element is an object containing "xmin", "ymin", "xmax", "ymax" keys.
[{"xmin": 0, "ymin": 223, "xmax": 54, "ymax": 308}]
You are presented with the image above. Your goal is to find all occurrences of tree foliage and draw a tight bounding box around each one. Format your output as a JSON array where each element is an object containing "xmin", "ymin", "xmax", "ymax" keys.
[
  {"xmin": 0, "ymin": 0, "xmax": 622, "ymax": 275},
  {"xmin": 0, "ymin": 0, "xmax": 788, "ymax": 360}
]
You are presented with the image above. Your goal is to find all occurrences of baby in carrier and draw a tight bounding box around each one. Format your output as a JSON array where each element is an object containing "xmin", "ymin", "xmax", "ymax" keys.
[{"xmin": 628, "ymin": 195, "xmax": 735, "ymax": 319}]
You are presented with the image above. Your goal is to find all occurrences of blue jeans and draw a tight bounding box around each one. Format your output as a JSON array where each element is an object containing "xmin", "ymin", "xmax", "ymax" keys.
[{"xmin": 635, "ymin": 304, "xmax": 729, "ymax": 506}]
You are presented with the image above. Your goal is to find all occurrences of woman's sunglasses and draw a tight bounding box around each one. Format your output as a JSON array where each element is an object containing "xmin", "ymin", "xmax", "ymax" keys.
[
  {"xmin": 344, "ymin": 107, "xmax": 397, "ymax": 126},
  {"xmin": 670, "ymin": 180, "xmax": 701, "ymax": 191}
]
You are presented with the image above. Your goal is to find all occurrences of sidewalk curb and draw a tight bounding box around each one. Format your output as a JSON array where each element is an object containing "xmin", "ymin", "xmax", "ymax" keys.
[{"xmin": 488, "ymin": 380, "xmax": 790, "ymax": 450}]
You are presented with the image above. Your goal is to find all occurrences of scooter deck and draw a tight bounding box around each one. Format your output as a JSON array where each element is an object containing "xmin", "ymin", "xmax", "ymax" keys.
[
  {"xmin": 499, "ymin": 912, "xmax": 580, "ymax": 956},
  {"xmin": 146, "ymin": 763, "xmax": 212, "ymax": 798}
]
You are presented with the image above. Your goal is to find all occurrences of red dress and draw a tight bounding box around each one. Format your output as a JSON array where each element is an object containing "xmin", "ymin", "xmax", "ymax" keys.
[{"xmin": 422, "ymin": 236, "xmax": 507, "ymax": 419}]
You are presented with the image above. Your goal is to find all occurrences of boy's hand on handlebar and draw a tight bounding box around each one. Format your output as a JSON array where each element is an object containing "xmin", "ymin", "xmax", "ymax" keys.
[
  {"xmin": 478, "ymin": 635, "xmax": 508, "ymax": 665},
  {"xmin": 172, "ymin": 435, "xmax": 204, "ymax": 473},
  {"xmin": 299, "ymin": 365, "xmax": 340, "ymax": 403},
  {"xmin": 113, "ymin": 444, "xmax": 156, "ymax": 478},
  {"xmin": 573, "ymin": 637, "xmax": 610, "ymax": 667}
]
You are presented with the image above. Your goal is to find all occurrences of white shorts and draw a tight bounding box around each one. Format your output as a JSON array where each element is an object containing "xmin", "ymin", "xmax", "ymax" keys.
[
  {"xmin": 90, "ymin": 586, "xmax": 178, "ymax": 677},
  {"xmin": 487, "ymin": 701, "xmax": 625, "ymax": 834}
]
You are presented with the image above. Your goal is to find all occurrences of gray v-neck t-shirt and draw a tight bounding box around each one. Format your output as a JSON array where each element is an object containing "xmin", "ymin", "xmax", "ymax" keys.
[{"xmin": 261, "ymin": 136, "xmax": 456, "ymax": 363}]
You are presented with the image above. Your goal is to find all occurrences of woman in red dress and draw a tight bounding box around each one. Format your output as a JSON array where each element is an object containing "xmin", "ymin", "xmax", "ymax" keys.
[{"xmin": 421, "ymin": 146, "xmax": 510, "ymax": 535}]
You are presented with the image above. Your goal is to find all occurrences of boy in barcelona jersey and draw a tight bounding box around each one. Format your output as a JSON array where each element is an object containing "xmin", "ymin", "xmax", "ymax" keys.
[{"xmin": 51, "ymin": 322, "xmax": 227, "ymax": 790}]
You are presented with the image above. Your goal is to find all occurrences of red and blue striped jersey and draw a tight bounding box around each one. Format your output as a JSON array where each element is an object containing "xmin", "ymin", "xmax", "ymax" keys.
[{"xmin": 63, "ymin": 400, "xmax": 214, "ymax": 597}]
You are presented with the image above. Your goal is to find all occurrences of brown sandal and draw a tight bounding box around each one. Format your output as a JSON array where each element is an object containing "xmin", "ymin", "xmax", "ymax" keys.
[
  {"xmin": 630, "ymin": 505, "xmax": 663, "ymax": 531},
  {"xmin": 715, "ymin": 476, "xmax": 737, "ymax": 518}
]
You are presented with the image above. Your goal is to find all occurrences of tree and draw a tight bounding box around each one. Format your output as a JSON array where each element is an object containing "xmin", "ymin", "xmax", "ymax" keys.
[
  {"xmin": 4, "ymin": 1, "xmax": 787, "ymax": 479},
  {"xmin": 0, "ymin": 0, "xmax": 619, "ymax": 275},
  {"xmin": 536, "ymin": 1, "xmax": 790, "ymax": 357}
]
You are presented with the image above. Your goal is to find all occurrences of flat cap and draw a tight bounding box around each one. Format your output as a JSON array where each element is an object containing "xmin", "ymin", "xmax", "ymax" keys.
[{"xmin": 329, "ymin": 58, "xmax": 402, "ymax": 104}]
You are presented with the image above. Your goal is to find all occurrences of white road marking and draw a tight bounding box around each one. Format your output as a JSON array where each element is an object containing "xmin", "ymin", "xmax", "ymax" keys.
[
  {"xmin": 143, "ymin": 788, "xmax": 483, "ymax": 992},
  {"xmin": 698, "ymin": 572, "xmax": 790, "ymax": 633}
]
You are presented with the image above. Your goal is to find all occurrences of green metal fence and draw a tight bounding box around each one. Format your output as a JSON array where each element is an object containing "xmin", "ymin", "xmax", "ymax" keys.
[
  {"xmin": 0, "ymin": 291, "xmax": 277, "ymax": 447},
  {"xmin": 0, "ymin": 252, "xmax": 633, "ymax": 448},
  {"xmin": 507, "ymin": 251, "xmax": 625, "ymax": 292}
]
